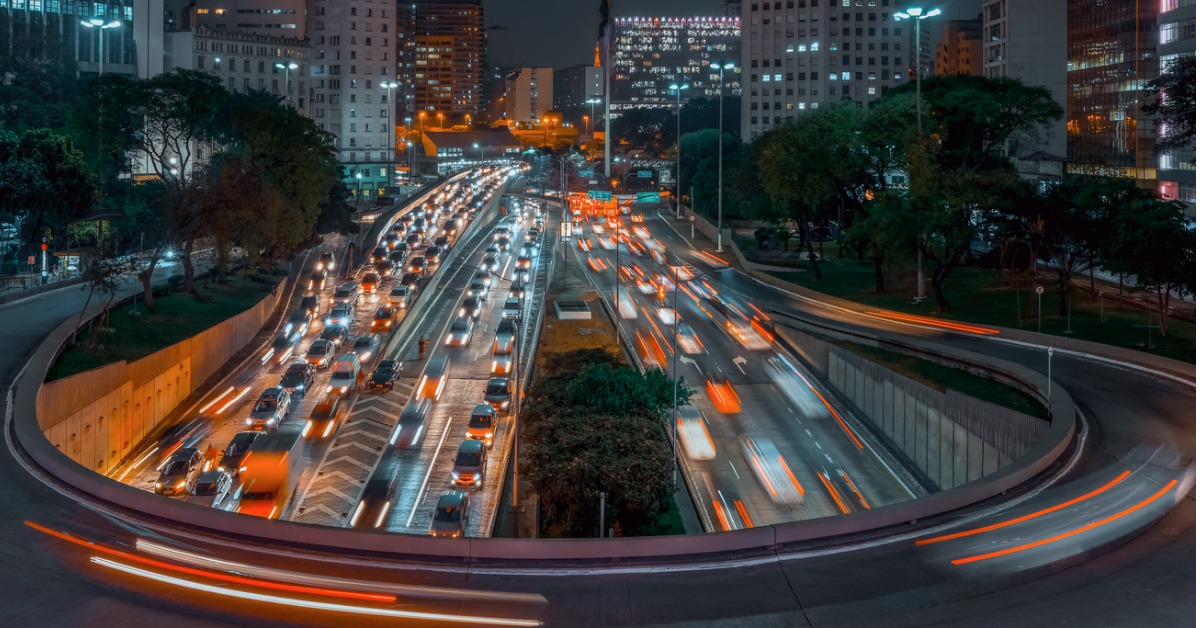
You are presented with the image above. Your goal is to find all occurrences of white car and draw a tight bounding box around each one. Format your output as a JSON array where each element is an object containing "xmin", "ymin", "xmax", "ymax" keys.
[
  {"xmin": 741, "ymin": 435, "xmax": 804, "ymax": 504},
  {"xmin": 676, "ymin": 406, "xmax": 716, "ymax": 461}
]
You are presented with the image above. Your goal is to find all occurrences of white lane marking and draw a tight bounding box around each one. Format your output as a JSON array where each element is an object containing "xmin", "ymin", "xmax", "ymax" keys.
[
  {"xmin": 404, "ymin": 415, "xmax": 454, "ymax": 528},
  {"xmin": 728, "ymin": 461, "xmax": 740, "ymax": 480},
  {"xmin": 825, "ymin": 454, "xmax": 834, "ymax": 463},
  {"xmin": 804, "ymin": 429, "xmax": 813, "ymax": 437},
  {"xmin": 732, "ymin": 356, "xmax": 748, "ymax": 375},
  {"xmin": 814, "ymin": 441, "xmax": 823, "ymax": 450}
]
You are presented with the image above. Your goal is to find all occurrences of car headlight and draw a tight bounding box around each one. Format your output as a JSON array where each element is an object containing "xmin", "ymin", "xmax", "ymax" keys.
[
  {"xmin": 175, "ymin": 480, "xmax": 187, "ymax": 489},
  {"xmin": 485, "ymin": 431, "xmax": 493, "ymax": 438},
  {"xmin": 450, "ymin": 472, "xmax": 458, "ymax": 482},
  {"xmin": 155, "ymin": 481, "xmax": 162, "ymax": 489},
  {"xmin": 245, "ymin": 419, "xmax": 252, "ymax": 425}
]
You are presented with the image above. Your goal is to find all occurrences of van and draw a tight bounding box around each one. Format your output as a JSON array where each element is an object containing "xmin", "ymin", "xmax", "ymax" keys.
[
  {"xmin": 327, "ymin": 352, "xmax": 362, "ymax": 396},
  {"xmin": 467, "ymin": 403, "xmax": 497, "ymax": 447}
]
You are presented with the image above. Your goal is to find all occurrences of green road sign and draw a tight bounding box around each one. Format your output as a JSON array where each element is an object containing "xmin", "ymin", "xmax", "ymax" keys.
[
  {"xmin": 637, "ymin": 170, "xmax": 654, "ymax": 178},
  {"xmin": 588, "ymin": 190, "xmax": 613, "ymax": 200},
  {"xmin": 635, "ymin": 191, "xmax": 660, "ymax": 202}
]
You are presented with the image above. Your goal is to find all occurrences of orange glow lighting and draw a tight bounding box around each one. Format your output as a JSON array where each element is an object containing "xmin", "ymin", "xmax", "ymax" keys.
[
  {"xmin": 868, "ymin": 311, "xmax": 1000, "ymax": 335},
  {"xmin": 734, "ymin": 500, "xmax": 754, "ymax": 528},
  {"xmin": 818, "ymin": 473, "xmax": 850, "ymax": 514}
]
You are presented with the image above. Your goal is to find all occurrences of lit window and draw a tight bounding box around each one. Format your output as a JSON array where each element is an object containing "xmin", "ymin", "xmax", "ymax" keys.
[
  {"xmin": 775, "ymin": 73, "xmax": 782, "ymax": 81},
  {"xmin": 868, "ymin": 87, "xmax": 876, "ymax": 95},
  {"xmin": 829, "ymin": 72, "xmax": 837, "ymax": 80},
  {"xmin": 842, "ymin": 72, "xmax": 850, "ymax": 80}
]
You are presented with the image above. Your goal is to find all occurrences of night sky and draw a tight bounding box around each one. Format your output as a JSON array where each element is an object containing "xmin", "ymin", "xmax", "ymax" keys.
[{"xmin": 483, "ymin": 0, "xmax": 981, "ymax": 70}]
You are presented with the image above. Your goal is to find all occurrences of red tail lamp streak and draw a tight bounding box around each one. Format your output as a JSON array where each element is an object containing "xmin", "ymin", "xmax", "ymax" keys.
[
  {"xmin": 734, "ymin": 500, "xmax": 754, "ymax": 528},
  {"xmin": 706, "ymin": 380, "xmax": 742, "ymax": 414},
  {"xmin": 917, "ymin": 470, "xmax": 1132, "ymax": 546},
  {"xmin": 809, "ymin": 386, "xmax": 864, "ymax": 450},
  {"xmin": 694, "ymin": 250, "xmax": 729, "ymax": 267},
  {"xmin": 747, "ymin": 455, "xmax": 779, "ymax": 498},
  {"xmin": 750, "ymin": 319, "xmax": 775, "ymax": 343},
  {"xmin": 868, "ymin": 311, "xmax": 999, "ymax": 335},
  {"xmin": 818, "ymin": 474, "xmax": 850, "ymax": 515},
  {"xmin": 950, "ymin": 478, "xmax": 1180, "ymax": 566},
  {"xmin": 780, "ymin": 457, "xmax": 806, "ymax": 498},
  {"xmin": 24, "ymin": 521, "xmax": 396, "ymax": 604},
  {"xmin": 840, "ymin": 470, "xmax": 871, "ymax": 510},
  {"xmin": 747, "ymin": 302, "xmax": 770, "ymax": 322},
  {"xmin": 712, "ymin": 501, "xmax": 732, "ymax": 531}
]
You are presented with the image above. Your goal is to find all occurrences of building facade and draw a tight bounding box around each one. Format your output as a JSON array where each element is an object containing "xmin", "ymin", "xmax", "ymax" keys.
[
  {"xmin": 1155, "ymin": 0, "xmax": 1196, "ymax": 214},
  {"xmin": 397, "ymin": 0, "xmax": 484, "ymax": 122},
  {"xmin": 0, "ymin": 0, "xmax": 140, "ymax": 77},
  {"xmin": 981, "ymin": 0, "xmax": 1067, "ymax": 161},
  {"xmin": 739, "ymin": 0, "xmax": 911, "ymax": 140},
  {"xmin": 309, "ymin": 0, "xmax": 396, "ymax": 201},
  {"xmin": 503, "ymin": 66, "xmax": 552, "ymax": 124},
  {"xmin": 935, "ymin": 16, "xmax": 981, "ymax": 77},
  {"xmin": 553, "ymin": 63, "xmax": 602, "ymax": 111},
  {"xmin": 610, "ymin": 16, "xmax": 740, "ymax": 109},
  {"xmin": 163, "ymin": 26, "xmax": 309, "ymax": 115},
  {"xmin": 1065, "ymin": 0, "xmax": 1159, "ymax": 189},
  {"xmin": 190, "ymin": 0, "xmax": 305, "ymax": 36}
]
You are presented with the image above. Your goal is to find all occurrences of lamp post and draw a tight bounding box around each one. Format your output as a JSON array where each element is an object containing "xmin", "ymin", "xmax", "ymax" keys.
[
  {"xmin": 1036, "ymin": 285, "xmax": 1044, "ymax": 333},
  {"xmin": 436, "ymin": 112, "xmax": 444, "ymax": 130},
  {"xmin": 417, "ymin": 111, "xmax": 426, "ymax": 133},
  {"xmin": 404, "ymin": 115, "xmax": 413, "ymax": 181},
  {"xmin": 895, "ymin": 6, "xmax": 940, "ymax": 301},
  {"xmin": 382, "ymin": 81, "xmax": 398, "ymax": 193},
  {"xmin": 667, "ymin": 83, "xmax": 689, "ymax": 219},
  {"xmin": 586, "ymin": 97, "xmax": 601, "ymax": 141},
  {"xmin": 473, "ymin": 142, "xmax": 480, "ymax": 163},
  {"xmin": 274, "ymin": 61, "xmax": 299, "ymax": 107},
  {"xmin": 81, "ymin": 18, "xmax": 122, "ymax": 76},
  {"xmin": 355, "ymin": 171, "xmax": 362, "ymax": 207},
  {"xmin": 406, "ymin": 141, "xmax": 415, "ymax": 182},
  {"xmin": 708, "ymin": 61, "xmax": 735, "ymax": 253}
]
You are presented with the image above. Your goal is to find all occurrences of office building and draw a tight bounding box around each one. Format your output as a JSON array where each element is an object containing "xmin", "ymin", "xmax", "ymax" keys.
[
  {"xmin": 1065, "ymin": 0, "xmax": 1159, "ymax": 189},
  {"xmin": 503, "ymin": 67, "xmax": 552, "ymax": 124},
  {"xmin": 163, "ymin": 26, "xmax": 309, "ymax": 115},
  {"xmin": 0, "ymin": 0, "xmax": 141, "ymax": 77},
  {"xmin": 1155, "ymin": 0, "xmax": 1196, "ymax": 214},
  {"xmin": 739, "ymin": 0, "xmax": 911, "ymax": 140},
  {"xmin": 610, "ymin": 16, "xmax": 740, "ymax": 108},
  {"xmin": 981, "ymin": 0, "xmax": 1067, "ymax": 162},
  {"xmin": 309, "ymin": 0, "xmax": 397, "ymax": 201},
  {"xmin": 190, "ymin": 0, "xmax": 305, "ymax": 36},
  {"xmin": 397, "ymin": 0, "xmax": 485, "ymax": 122},
  {"xmin": 554, "ymin": 63, "xmax": 603, "ymax": 111},
  {"xmin": 935, "ymin": 16, "xmax": 981, "ymax": 77}
]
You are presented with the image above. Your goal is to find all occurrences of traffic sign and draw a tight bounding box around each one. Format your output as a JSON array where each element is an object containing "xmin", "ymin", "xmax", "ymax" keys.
[
  {"xmin": 635, "ymin": 191, "xmax": 660, "ymax": 202},
  {"xmin": 579, "ymin": 169, "xmax": 594, "ymax": 177},
  {"xmin": 588, "ymin": 190, "xmax": 613, "ymax": 201},
  {"xmin": 637, "ymin": 170, "xmax": 653, "ymax": 179}
]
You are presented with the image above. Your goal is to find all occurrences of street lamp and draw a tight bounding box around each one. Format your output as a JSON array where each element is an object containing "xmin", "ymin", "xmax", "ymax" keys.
[
  {"xmin": 895, "ymin": 6, "xmax": 940, "ymax": 301},
  {"xmin": 586, "ymin": 97, "xmax": 601, "ymax": 139},
  {"xmin": 355, "ymin": 171, "xmax": 362, "ymax": 207},
  {"xmin": 406, "ymin": 141, "xmax": 415, "ymax": 181},
  {"xmin": 382, "ymin": 81, "xmax": 399, "ymax": 193},
  {"xmin": 473, "ymin": 142, "xmax": 481, "ymax": 162},
  {"xmin": 81, "ymin": 18, "xmax": 122, "ymax": 76},
  {"xmin": 708, "ymin": 61, "xmax": 735, "ymax": 252},
  {"xmin": 417, "ymin": 111, "xmax": 426, "ymax": 132},
  {"xmin": 436, "ymin": 112, "xmax": 444, "ymax": 130},
  {"xmin": 274, "ymin": 61, "xmax": 299, "ymax": 107},
  {"xmin": 668, "ymin": 83, "xmax": 689, "ymax": 219}
]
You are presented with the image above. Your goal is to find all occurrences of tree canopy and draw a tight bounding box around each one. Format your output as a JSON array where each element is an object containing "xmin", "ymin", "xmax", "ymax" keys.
[{"xmin": 1142, "ymin": 55, "xmax": 1196, "ymax": 154}]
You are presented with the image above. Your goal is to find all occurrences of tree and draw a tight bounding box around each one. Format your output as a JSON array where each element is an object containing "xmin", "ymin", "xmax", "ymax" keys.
[
  {"xmin": 1101, "ymin": 194, "xmax": 1195, "ymax": 337},
  {"xmin": 1142, "ymin": 55, "xmax": 1196, "ymax": 153},
  {"xmin": 71, "ymin": 251, "xmax": 140, "ymax": 347},
  {"xmin": 522, "ymin": 352, "xmax": 690, "ymax": 537},
  {"xmin": 0, "ymin": 20, "xmax": 79, "ymax": 131},
  {"xmin": 316, "ymin": 177, "xmax": 360, "ymax": 236},
  {"xmin": 0, "ymin": 129, "xmax": 96, "ymax": 245},
  {"xmin": 67, "ymin": 74, "xmax": 143, "ymax": 211}
]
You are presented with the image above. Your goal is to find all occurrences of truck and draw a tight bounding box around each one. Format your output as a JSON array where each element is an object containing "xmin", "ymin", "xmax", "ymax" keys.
[{"xmin": 235, "ymin": 431, "xmax": 305, "ymax": 520}]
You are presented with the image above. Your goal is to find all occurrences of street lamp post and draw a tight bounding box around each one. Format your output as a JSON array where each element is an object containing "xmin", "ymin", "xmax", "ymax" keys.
[
  {"xmin": 436, "ymin": 112, "xmax": 444, "ymax": 130},
  {"xmin": 668, "ymin": 83, "xmax": 689, "ymax": 219},
  {"xmin": 81, "ymin": 18, "xmax": 122, "ymax": 76},
  {"xmin": 708, "ymin": 61, "xmax": 735, "ymax": 253},
  {"xmin": 1036, "ymin": 285, "xmax": 1044, "ymax": 333},
  {"xmin": 586, "ymin": 97, "xmax": 601, "ymax": 143},
  {"xmin": 274, "ymin": 61, "xmax": 299, "ymax": 107},
  {"xmin": 382, "ymin": 81, "xmax": 398, "ymax": 194},
  {"xmin": 669, "ymin": 258, "xmax": 681, "ymax": 490},
  {"xmin": 355, "ymin": 172, "xmax": 362, "ymax": 207},
  {"xmin": 895, "ymin": 6, "xmax": 941, "ymax": 300},
  {"xmin": 473, "ymin": 142, "xmax": 481, "ymax": 163}
]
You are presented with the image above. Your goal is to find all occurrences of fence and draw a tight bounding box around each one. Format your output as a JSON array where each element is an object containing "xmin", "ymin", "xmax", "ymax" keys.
[{"xmin": 776, "ymin": 325, "xmax": 1048, "ymax": 490}]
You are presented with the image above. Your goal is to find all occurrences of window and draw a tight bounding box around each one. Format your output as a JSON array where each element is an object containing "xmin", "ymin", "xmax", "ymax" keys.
[{"xmin": 842, "ymin": 72, "xmax": 850, "ymax": 80}]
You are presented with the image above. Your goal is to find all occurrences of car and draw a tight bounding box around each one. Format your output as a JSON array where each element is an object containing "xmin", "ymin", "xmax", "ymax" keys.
[
  {"xmin": 445, "ymin": 317, "xmax": 475, "ymax": 346},
  {"xmin": 433, "ymin": 235, "xmax": 451, "ymax": 250},
  {"xmin": 247, "ymin": 387, "xmax": 291, "ymax": 430},
  {"xmin": 398, "ymin": 272, "xmax": 421, "ymax": 291},
  {"xmin": 331, "ymin": 282, "xmax": 359, "ymax": 307},
  {"xmin": 154, "ymin": 447, "xmax": 203, "ymax": 496},
  {"xmin": 509, "ymin": 284, "xmax": 526, "ymax": 300},
  {"xmin": 390, "ymin": 398, "xmax": 432, "ymax": 448},
  {"xmin": 278, "ymin": 362, "xmax": 315, "ymax": 397},
  {"xmin": 388, "ymin": 285, "xmax": 412, "ymax": 309},
  {"xmin": 418, "ymin": 355, "xmax": 450, "ymax": 400},
  {"xmin": 515, "ymin": 255, "xmax": 532, "ymax": 270},
  {"xmin": 405, "ymin": 233, "xmax": 421, "ymax": 248},
  {"xmin": 327, "ymin": 352, "xmax": 362, "ymax": 396},
  {"xmin": 361, "ymin": 271, "xmax": 382, "ymax": 293},
  {"xmin": 465, "ymin": 279, "xmax": 488, "ymax": 301},
  {"xmin": 284, "ymin": 308, "xmax": 312, "ymax": 336},
  {"xmin": 467, "ymin": 404, "xmax": 497, "ymax": 447},
  {"xmin": 513, "ymin": 268, "xmax": 530, "ymax": 286},
  {"xmin": 490, "ymin": 349, "xmax": 512, "ymax": 376},
  {"xmin": 371, "ymin": 246, "xmax": 388, "ymax": 264},
  {"xmin": 450, "ymin": 439, "xmax": 487, "ymax": 489},
  {"xmin": 299, "ymin": 295, "xmax": 321, "ymax": 316},
  {"xmin": 474, "ymin": 269, "xmax": 494, "ymax": 287},
  {"xmin": 305, "ymin": 339, "xmax": 335, "ymax": 368},
  {"xmin": 429, "ymin": 491, "xmax": 471, "ymax": 538},
  {"xmin": 349, "ymin": 463, "xmax": 400, "ymax": 529},
  {"xmin": 441, "ymin": 220, "xmax": 459, "ymax": 237},
  {"xmin": 317, "ymin": 252, "xmax": 336, "ymax": 272},
  {"xmin": 740, "ymin": 435, "xmax": 804, "ymax": 504},
  {"xmin": 308, "ymin": 270, "xmax": 327, "ymax": 291},
  {"xmin": 368, "ymin": 359, "xmax": 399, "ymax": 390},
  {"xmin": 371, "ymin": 306, "xmax": 398, "ymax": 332},
  {"xmin": 457, "ymin": 296, "xmax": 483, "ymax": 320},
  {"xmin": 218, "ymin": 431, "xmax": 262, "ymax": 476},
  {"xmin": 502, "ymin": 297, "xmax": 521, "ymax": 320},
  {"xmin": 384, "ymin": 233, "xmax": 400, "ymax": 249},
  {"xmin": 485, "ymin": 244, "xmax": 501, "ymax": 256},
  {"xmin": 374, "ymin": 260, "xmax": 394, "ymax": 278},
  {"xmin": 676, "ymin": 406, "xmax": 716, "ymax": 461},
  {"xmin": 496, "ymin": 237, "xmax": 511, "ymax": 252},
  {"xmin": 676, "ymin": 323, "xmax": 704, "ymax": 355},
  {"xmin": 325, "ymin": 304, "xmax": 354, "ymax": 326},
  {"xmin": 156, "ymin": 415, "xmax": 213, "ymax": 464},
  {"xmin": 186, "ymin": 469, "xmax": 235, "ymax": 510},
  {"xmin": 320, "ymin": 323, "xmax": 349, "ymax": 347},
  {"xmin": 424, "ymin": 244, "xmax": 443, "ymax": 263},
  {"xmin": 408, "ymin": 256, "xmax": 427, "ymax": 276},
  {"xmin": 480, "ymin": 254, "xmax": 499, "ymax": 273},
  {"xmin": 389, "ymin": 248, "xmax": 408, "ymax": 265},
  {"xmin": 520, "ymin": 243, "xmax": 538, "ymax": 258},
  {"xmin": 303, "ymin": 395, "xmax": 343, "ymax": 440},
  {"xmin": 484, "ymin": 377, "xmax": 512, "ymax": 414},
  {"xmin": 351, "ymin": 333, "xmax": 382, "ymax": 361}
]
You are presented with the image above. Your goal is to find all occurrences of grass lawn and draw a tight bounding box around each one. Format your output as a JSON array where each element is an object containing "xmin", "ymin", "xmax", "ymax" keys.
[
  {"xmin": 48, "ymin": 276, "xmax": 276, "ymax": 380},
  {"xmin": 768, "ymin": 259, "xmax": 1195, "ymax": 364},
  {"xmin": 837, "ymin": 342, "xmax": 1049, "ymax": 419}
]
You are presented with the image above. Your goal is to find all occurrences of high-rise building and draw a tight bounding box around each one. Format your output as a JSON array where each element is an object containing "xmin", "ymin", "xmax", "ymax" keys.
[
  {"xmin": 163, "ymin": 26, "xmax": 309, "ymax": 115},
  {"xmin": 739, "ymin": 1, "xmax": 911, "ymax": 140},
  {"xmin": 1065, "ymin": 0, "xmax": 1159, "ymax": 189},
  {"xmin": 553, "ymin": 64, "xmax": 603, "ymax": 111},
  {"xmin": 397, "ymin": 0, "xmax": 485, "ymax": 122},
  {"xmin": 610, "ymin": 16, "xmax": 740, "ymax": 109},
  {"xmin": 309, "ymin": 0, "xmax": 397, "ymax": 201},
  {"xmin": 503, "ymin": 67, "xmax": 553, "ymax": 124},
  {"xmin": 1154, "ymin": 0, "xmax": 1196, "ymax": 214},
  {"xmin": 0, "ymin": 0, "xmax": 142, "ymax": 77},
  {"xmin": 982, "ymin": 0, "xmax": 1067, "ymax": 160},
  {"xmin": 935, "ymin": 17, "xmax": 982, "ymax": 77},
  {"xmin": 191, "ymin": 0, "xmax": 305, "ymax": 36}
]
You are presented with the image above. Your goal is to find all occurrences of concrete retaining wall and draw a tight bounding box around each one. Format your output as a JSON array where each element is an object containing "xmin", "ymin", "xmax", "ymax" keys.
[{"xmin": 36, "ymin": 283, "xmax": 284, "ymax": 475}]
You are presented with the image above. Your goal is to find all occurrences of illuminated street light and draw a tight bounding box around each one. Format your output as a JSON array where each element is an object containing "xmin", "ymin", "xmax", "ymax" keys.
[
  {"xmin": 274, "ymin": 61, "xmax": 299, "ymax": 107},
  {"xmin": 81, "ymin": 18, "xmax": 122, "ymax": 76},
  {"xmin": 668, "ymin": 83, "xmax": 689, "ymax": 219}
]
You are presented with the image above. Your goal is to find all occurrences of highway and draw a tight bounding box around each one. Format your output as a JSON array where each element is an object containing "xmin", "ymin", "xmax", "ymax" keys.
[
  {"xmin": 0, "ymin": 187, "xmax": 1191, "ymax": 626},
  {"xmin": 571, "ymin": 207, "xmax": 924, "ymax": 530}
]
